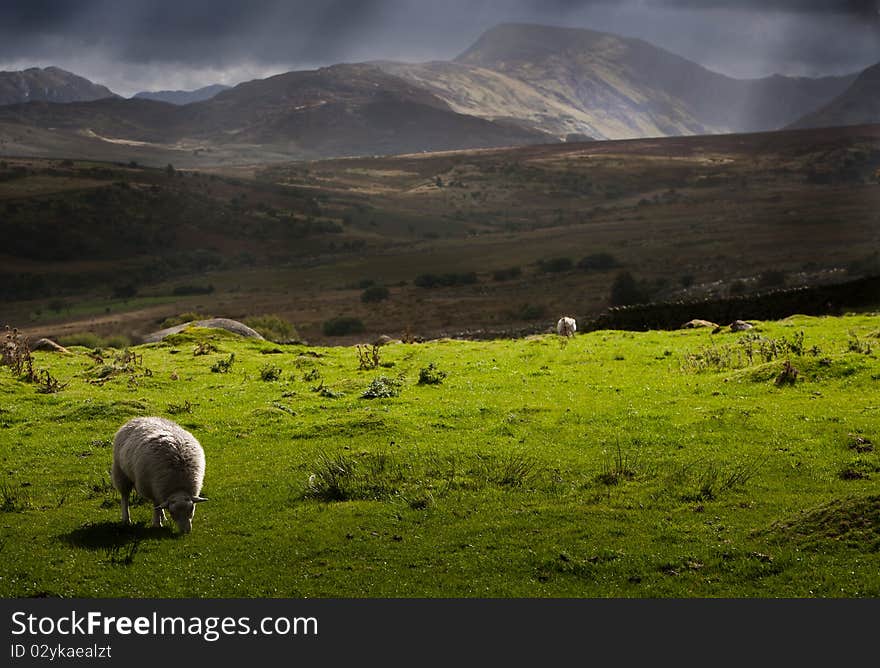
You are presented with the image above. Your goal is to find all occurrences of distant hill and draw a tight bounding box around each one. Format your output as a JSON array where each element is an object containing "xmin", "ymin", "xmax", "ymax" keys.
[
  {"xmin": 133, "ymin": 84, "xmax": 231, "ymax": 105},
  {"xmin": 788, "ymin": 62, "xmax": 880, "ymax": 130},
  {"xmin": 379, "ymin": 23, "xmax": 855, "ymax": 140},
  {"xmin": 0, "ymin": 64, "xmax": 551, "ymax": 162},
  {"xmin": 0, "ymin": 66, "xmax": 116, "ymax": 106}
]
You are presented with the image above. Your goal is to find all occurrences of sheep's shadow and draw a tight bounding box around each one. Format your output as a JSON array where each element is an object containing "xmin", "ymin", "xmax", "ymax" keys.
[{"xmin": 59, "ymin": 521, "xmax": 175, "ymax": 551}]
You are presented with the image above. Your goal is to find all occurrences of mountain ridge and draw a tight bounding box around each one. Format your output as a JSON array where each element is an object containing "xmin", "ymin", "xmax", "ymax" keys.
[
  {"xmin": 0, "ymin": 66, "xmax": 116, "ymax": 106},
  {"xmin": 0, "ymin": 25, "xmax": 864, "ymax": 163},
  {"xmin": 0, "ymin": 63, "xmax": 552, "ymax": 162},
  {"xmin": 133, "ymin": 84, "xmax": 231, "ymax": 105},
  {"xmin": 788, "ymin": 62, "xmax": 880, "ymax": 130}
]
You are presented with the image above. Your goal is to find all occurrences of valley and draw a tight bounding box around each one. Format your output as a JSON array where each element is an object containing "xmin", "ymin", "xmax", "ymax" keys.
[{"xmin": 2, "ymin": 124, "xmax": 878, "ymax": 346}]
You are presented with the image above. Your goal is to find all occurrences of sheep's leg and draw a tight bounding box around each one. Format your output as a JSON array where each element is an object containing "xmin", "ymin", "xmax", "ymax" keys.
[
  {"xmin": 120, "ymin": 491, "xmax": 130, "ymax": 525},
  {"xmin": 111, "ymin": 461, "xmax": 133, "ymax": 525},
  {"xmin": 152, "ymin": 506, "xmax": 165, "ymax": 527}
]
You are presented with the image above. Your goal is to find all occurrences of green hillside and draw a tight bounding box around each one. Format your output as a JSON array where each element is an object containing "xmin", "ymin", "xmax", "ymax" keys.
[{"xmin": 1, "ymin": 312, "xmax": 878, "ymax": 597}]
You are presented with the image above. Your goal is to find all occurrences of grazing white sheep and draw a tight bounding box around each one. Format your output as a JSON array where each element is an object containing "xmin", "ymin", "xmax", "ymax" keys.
[
  {"xmin": 111, "ymin": 417, "xmax": 207, "ymax": 534},
  {"xmin": 556, "ymin": 316, "xmax": 577, "ymax": 337}
]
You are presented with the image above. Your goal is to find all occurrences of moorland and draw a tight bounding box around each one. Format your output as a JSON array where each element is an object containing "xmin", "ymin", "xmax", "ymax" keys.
[{"xmin": 2, "ymin": 124, "xmax": 879, "ymax": 347}]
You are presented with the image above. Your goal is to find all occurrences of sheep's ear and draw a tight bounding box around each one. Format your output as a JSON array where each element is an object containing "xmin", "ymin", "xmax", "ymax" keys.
[
  {"xmin": 155, "ymin": 501, "xmax": 170, "ymax": 510},
  {"xmin": 193, "ymin": 496, "xmax": 208, "ymax": 503}
]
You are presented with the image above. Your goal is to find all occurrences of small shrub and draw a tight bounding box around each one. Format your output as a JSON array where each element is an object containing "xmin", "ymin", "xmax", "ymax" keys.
[
  {"xmin": 492, "ymin": 266, "xmax": 522, "ymax": 281},
  {"xmin": 774, "ymin": 361, "xmax": 799, "ymax": 386},
  {"xmin": 538, "ymin": 257, "xmax": 573, "ymax": 273},
  {"xmin": 35, "ymin": 369, "xmax": 67, "ymax": 394},
  {"xmin": 166, "ymin": 400, "xmax": 194, "ymax": 415},
  {"xmin": 361, "ymin": 375, "xmax": 402, "ymax": 399},
  {"xmin": 311, "ymin": 382, "xmax": 343, "ymax": 398},
  {"xmin": 172, "ymin": 284, "xmax": 214, "ymax": 296},
  {"xmin": 577, "ymin": 253, "xmax": 620, "ymax": 272},
  {"xmin": 193, "ymin": 341, "xmax": 218, "ymax": 356},
  {"xmin": 847, "ymin": 331, "xmax": 873, "ymax": 355},
  {"xmin": 244, "ymin": 314, "xmax": 298, "ymax": 343},
  {"xmin": 361, "ymin": 285, "xmax": 390, "ymax": 303},
  {"xmin": 260, "ymin": 364, "xmax": 282, "ymax": 381},
  {"xmin": 418, "ymin": 363, "xmax": 447, "ymax": 385},
  {"xmin": 357, "ymin": 344, "xmax": 381, "ymax": 370},
  {"xmin": 2, "ymin": 326, "xmax": 35, "ymax": 380},
  {"xmin": 211, "ymin": 353, "xmax": 235, "ymax": 373},
  {"xmin": 414, "ymin": 272, "xmax": 478, "ymax": 288},
  {"xmin": 323, "ymin": 317, "xmax": 365, "ymax": 337}
]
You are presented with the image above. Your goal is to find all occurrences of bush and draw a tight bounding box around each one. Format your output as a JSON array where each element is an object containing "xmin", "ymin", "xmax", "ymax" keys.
[
  {"xmin": 361, "ymin": 375, "xmax": 402, "ymax": 399},
  {"xmin": 323, "ymin": 317, "xmax": 365, "ymax": 337},
  {"xmin": 112, "ymin": 284, "xmax": 138, "ymax": 299},
  {"xmin": 492, "ymin": 266, "xmax": 522, "ymax": 281},
  {"xmin": 361, "ymin": 285, "xmax": 390, "ymax": 303},
  {"xmin": 577, "ymin": 253, "xmax": 620, "ymax": 272},
  {"xmin": 211, "ymin": 353, "xmax": 235, "ymax": 373},
  {"xmin": 259, "ymin": 364, "xmax": 282, "ymax": 381},
  {"xmin": 609, "ymin": 271, "xmax": 649, "ymax": 306},
  {"xmin": 418, "ymin": 363, "xmax": 447, "ymax": 385},
  {"xmin": 172, "ymin": 284, "xmax": 214, "ymax": 296},
  {"xmin": 538, "ymin": 257, "xmax": 573, "ymax": 273},
  {"xmin": 244, "ymin": 314, "xmax": 298, "ymax": 343},
  {"xmin": 414, "ymin": 272, "xmax": 478, "ymax": 288}
]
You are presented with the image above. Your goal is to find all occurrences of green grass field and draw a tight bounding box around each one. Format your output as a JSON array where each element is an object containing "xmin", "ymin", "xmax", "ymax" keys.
[{"xmin": 1, "ymin": 312, "xmax": 879, "ymax": 597}]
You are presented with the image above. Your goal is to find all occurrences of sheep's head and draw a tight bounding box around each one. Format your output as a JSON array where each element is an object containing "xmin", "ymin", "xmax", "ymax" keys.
[{"xmin": 157, "ymin": 492, "xmax": 208, "ymax": 534}]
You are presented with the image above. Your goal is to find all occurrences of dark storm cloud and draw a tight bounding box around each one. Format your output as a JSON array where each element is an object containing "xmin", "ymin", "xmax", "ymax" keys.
[
  {"xmin": 0, "ymin": 1, "xmax": 384, "ymax": 64},
  {"xmin": 659, "ymin": 0, "xmax": 878, "ymax": 14},
  {"xmin": 0, "ymin": 1, "xmax": 877, "ymax": 94}
]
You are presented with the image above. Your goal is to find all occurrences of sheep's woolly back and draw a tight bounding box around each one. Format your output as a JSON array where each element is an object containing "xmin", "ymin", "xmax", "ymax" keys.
[
  {"xmin": 112, "ymin": 417, "xmax": 205, "ymax": 504},
  {"xmin": 557, "ymin": 316, "xmax": 577, "ymax": 336}
]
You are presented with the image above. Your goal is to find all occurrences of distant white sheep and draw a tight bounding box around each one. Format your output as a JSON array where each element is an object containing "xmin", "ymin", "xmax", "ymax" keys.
[
  {"xmin": 556, "ymin": 316, "xmax": 577, "ymax": 337},
  {"xmin": 111, "ymin": 417, "xmax": 207, "ymax": 533}
]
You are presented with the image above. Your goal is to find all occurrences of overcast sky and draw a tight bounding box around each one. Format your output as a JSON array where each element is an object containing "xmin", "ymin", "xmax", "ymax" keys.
[{"xmin": 0, "ymin": 0, "xmax": 877, "ymax": 96}]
